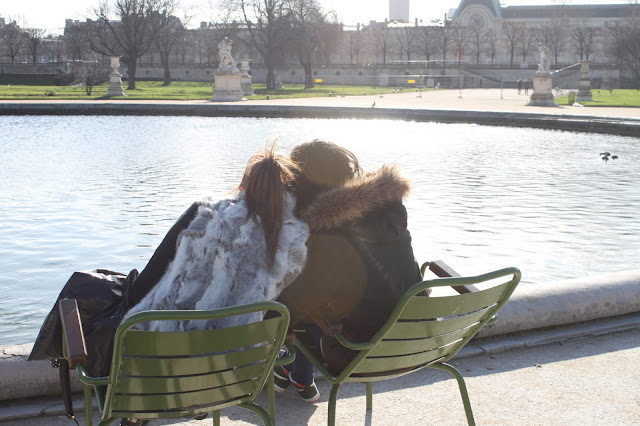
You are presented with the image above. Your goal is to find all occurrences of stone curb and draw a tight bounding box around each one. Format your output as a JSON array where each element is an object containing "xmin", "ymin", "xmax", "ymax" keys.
[
  {"xmin": 1, "ymin": 102, "xmax": 639, "ymax": 136},
  {"xmin": 476, "ymin": 268, "xmax": 640, "ymax": 338},
  {"xmin": 1, "ymin": 269, "xmax": 639, "ymax": 405}
]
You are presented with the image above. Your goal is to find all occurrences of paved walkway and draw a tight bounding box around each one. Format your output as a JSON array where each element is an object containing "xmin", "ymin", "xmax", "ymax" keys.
[
  {"xmin": 4, "ymin": 88, "xmax": 640, "ymax": 121},
  {"xmin": 2, "ymin": 326, "xmax": 638, "ymax": 425},
  {"xmin": 236, "ymin": 88, "xmax": 640, "ymax": 121}
]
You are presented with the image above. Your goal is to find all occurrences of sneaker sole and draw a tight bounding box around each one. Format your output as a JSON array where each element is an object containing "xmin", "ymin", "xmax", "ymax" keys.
[
  {"xmin": 273, "ymin": 382, "xmax": 289, "ymax": 393},
  {"xmin": 299, "ymin": 392, "xmax": 320, "ymax": 403}
]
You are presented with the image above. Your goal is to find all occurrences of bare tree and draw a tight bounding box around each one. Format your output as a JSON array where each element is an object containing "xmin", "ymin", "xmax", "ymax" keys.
[
  {"xmin": 484, "ymin": 28, "xmax": 498, "ymax": 66},
  {"xmin": 369, "ymin": 22, "xmax": 389, "ymax": 64},
  {"xmin": 88, "ymin": 0, "xmax": 178, "ymax": 90},
  {"xmin": 233, "ymin": 0, "xmax": 292, "ymax": 90},
  {"xmin": 449, "ymin": 22, "xmax": 469, "ymax": 68},
  {"xmin": 315, "ymin": 19, "xmax": 341, "ymax": 66},
  {"xmin": 617, "ymin": 3, "xmax": 640, "ymax": 88},
  {"xmin": 436, "ymin": 22, "xmax": 454, "ymax": 64},
  {"xmin": 518, "ymin": 25, "xmax": 537, "ymax": 64},
  {"xmin": 536, "ymin": 23, "xmax": 559, "ymax": 66},
  {"xmin": 0, "ymin": 21, "xmax": 25, "ymax": 64},
  {"xmin": 571, "ymin": 24, "xmax": 599, "ymax": 61},
  {"xmin": 415, "ymin": 25, "xmax": 438, "ymax": 66},
  {"xmin": 78, "ymin": 55, "xmax": 109, "ymax": 94},
  {"xmin": 348, "ymin": 28, "xmax": 364, "ymax": 65},
  {"xmin": 44, "ymin": 35, "xmax": 63, "ymax": 62},
  {"xmin": 289, "ymin": 0, "xmax": 334, "ymax": 88},
  {"xmin": 603, "ymin": 22, "xmax": 628, "ymax": 67},
  {"xmin": 501, "ymin": 21, "xmax": 525, "ymax": 67},
  {"xmin": 155, "ymin": 15, "xmax": 186, "ymax": 85},
  {"xmin": 64, "ymin": 22, "xmax": 91, "ymax": 61},
  {"xmin": 393, "ymin": 25, "xmax": 417, "ymax": 65},
  {"xmin": 468, "ymin": 23, "xmax": 488, "ymax": 65},
  {"xmin": 25, "ymin": 28, "xmax": 46, "ymax": 64},
  {"xmin": 621, "ymin": 26, "xmax": 640, "ymax": 88}
]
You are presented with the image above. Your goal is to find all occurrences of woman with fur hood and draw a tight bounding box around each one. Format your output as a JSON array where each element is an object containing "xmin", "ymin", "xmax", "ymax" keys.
[{"xmin": 275, "ymin": 140, "xmax": 423, "ymax": 392}]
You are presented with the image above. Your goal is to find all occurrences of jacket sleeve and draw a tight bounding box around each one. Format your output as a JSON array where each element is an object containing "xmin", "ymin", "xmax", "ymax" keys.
[{"xmin": 126, "ymin": 202, "xmax": 200, "ymax": 306}]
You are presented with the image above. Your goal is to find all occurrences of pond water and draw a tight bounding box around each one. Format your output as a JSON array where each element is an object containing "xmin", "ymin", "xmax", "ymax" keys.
[{"xmin": 1, "ymin": 115, "xmax": 638, "ymax": 345}]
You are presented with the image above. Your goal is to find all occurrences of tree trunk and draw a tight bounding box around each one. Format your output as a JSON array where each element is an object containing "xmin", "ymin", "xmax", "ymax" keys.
[
  {"xmin": 126, "ymin": 59, "xmax": 138, "ymax": 90},
  {"xmin": 161, "ymin": 53, "xmax": 171, "ymax": 86},
  {"xmin": 304, "ymin": 62, "xmax": 314, "ymax": 89},
  {"xmin": 266, "ymin": 65, "xmax": 275, "ymax": 90},
  {"xmin": 163, "ymin": 66, "xmax": 172, "ymax": 86}
]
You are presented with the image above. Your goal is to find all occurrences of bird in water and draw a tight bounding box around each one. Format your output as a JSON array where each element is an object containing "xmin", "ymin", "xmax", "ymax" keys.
[{"xmin": 600, "ymin": 152, "xmax": 618, "ymax": 162}]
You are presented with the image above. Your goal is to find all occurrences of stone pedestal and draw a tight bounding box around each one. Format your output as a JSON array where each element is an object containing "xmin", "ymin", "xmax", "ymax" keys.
[
  {"xmin": 210, "ymin": 73, "xmax": 245, "ymax": 102},
  {"xmin": 239, "ymin": 59, "xmax": 254, "ymax": 96},
  {"xmin": 107, "ymin": 56, "xmax": 126, "ymax": 97},
  {"xmin": 527, "ymin": 72, "xmax": 557, "ymax": 107},
  {"xmin": 576, "ymin": 60, "xmax": 593, "ymax": 102}
]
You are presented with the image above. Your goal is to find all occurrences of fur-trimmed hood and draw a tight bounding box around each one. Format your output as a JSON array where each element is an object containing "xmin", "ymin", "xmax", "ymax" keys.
[{"xmin": 299, "ymin": 165, "xmax": 411, "ymax": 232}]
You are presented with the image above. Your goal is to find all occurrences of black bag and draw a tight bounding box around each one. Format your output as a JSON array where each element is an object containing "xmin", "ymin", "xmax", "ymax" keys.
[{"xmin": 29, "ymin": 268, "xmax": 138, "ymax": 377}]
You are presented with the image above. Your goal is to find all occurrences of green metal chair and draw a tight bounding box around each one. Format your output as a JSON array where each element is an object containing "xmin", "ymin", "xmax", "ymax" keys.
[
  {"xmin": 295, "ymin": 263, "xmax": 521, "ymax": 426},
  {"xmin": 59, "ymin": 299, "xmax": 292, "ymax": 426}
]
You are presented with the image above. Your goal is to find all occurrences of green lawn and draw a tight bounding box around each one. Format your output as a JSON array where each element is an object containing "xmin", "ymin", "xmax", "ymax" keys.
[
  {"xmin": 1, "ymin": 78, "xmax": 638, "ymax": 106},
  {"xmin": 554, "ymin": 89, "xmax": 640, "ymax": 107},
  {"xmin": 0, "ymin": 79, "xmax": 410, "ymax": 101}
]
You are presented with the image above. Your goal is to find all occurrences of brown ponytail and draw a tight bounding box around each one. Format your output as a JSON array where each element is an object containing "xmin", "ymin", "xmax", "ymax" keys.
[{"xmin": 238, "ymin": 144, "xmax": 300, "ymax": 268}]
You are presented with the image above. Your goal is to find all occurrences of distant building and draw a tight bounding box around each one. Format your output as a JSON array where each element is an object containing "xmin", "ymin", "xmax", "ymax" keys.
[
  {"xmin": 450, "ymin": 0, "xmax": 630, "ymax": 25},
  {"xmin": 448, "ymin": 0, "xmax": 634, "ymax": 66},
  {"xmin": 389, "ymin": 0, "xmax": 410, "ymax": 23}
]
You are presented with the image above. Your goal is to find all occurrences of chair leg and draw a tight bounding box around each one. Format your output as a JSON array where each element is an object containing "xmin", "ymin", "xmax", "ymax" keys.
[
  {"xmin": 213, "ymin": 410, "xmax": 220, "ymax": 426},
  {"xmin": 84, "ymin": 385, "xmax": 93, "ymax": 426},
  {"xmin": 267, "ymin": 370, "xmax": 276, "ymax": 423},
  {"xmin": 328, "ymin": 383, "xmax": 341, "ymax": 426},
  {"xmin": 430, "ymin": 363, "xmax": 476, "ymax": 426},
  {"xmin": 238, "ymin": 402, "xmax": 273, "ymax": 426},
  {"xmin": 366, "ymin": 382, "xmax": 373, "ymax": 411}
]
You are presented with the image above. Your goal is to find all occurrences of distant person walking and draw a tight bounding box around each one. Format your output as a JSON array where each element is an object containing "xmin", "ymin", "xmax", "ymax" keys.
[
  {"xmin": 517, "ymin": 79, "xmax": 522, "ymax": 95},
  {"xmin": 524, "ymin": 79, "xmax": 530, "ymax": 95}
]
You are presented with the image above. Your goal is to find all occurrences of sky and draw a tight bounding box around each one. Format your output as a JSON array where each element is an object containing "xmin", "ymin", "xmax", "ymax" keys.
[{"xmin": 1, "ymin": 0, "xmax": 631, "ymax": 34}]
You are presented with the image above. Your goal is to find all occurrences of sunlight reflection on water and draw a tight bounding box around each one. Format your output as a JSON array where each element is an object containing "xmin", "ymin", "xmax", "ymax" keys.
[{"xmin": 1, "ymin": 115, "xmax": 638, "ymax": 344}]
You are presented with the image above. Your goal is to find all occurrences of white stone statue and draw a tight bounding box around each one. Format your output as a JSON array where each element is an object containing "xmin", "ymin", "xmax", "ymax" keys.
[
  {"xmin": 538, "ymin": 44, "xmax": 551, "ymax": 74},
  {"xmin": 218, "ymin": 37, "xmax": 235, "ymax": 68}
]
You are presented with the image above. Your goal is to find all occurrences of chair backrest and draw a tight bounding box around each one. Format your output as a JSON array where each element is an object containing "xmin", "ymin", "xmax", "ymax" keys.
[
  {"xmin": 102, "ymin": 301, "xmax": 290, "ymax": 420},
  {"xmin": 342, "ymin": 267, "xmax": 520, "ymax": 380}
]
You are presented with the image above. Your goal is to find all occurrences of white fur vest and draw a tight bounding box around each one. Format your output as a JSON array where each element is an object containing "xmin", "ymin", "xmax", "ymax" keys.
[{"xmin": 125, "ymin": 191, "xmax": 309, "ymax": 331}]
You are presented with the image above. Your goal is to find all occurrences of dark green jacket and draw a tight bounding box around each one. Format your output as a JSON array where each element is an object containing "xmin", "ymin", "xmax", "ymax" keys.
[{"xmin": 278, "ymin": 166, "xmax": 422, "ymax": 343}]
